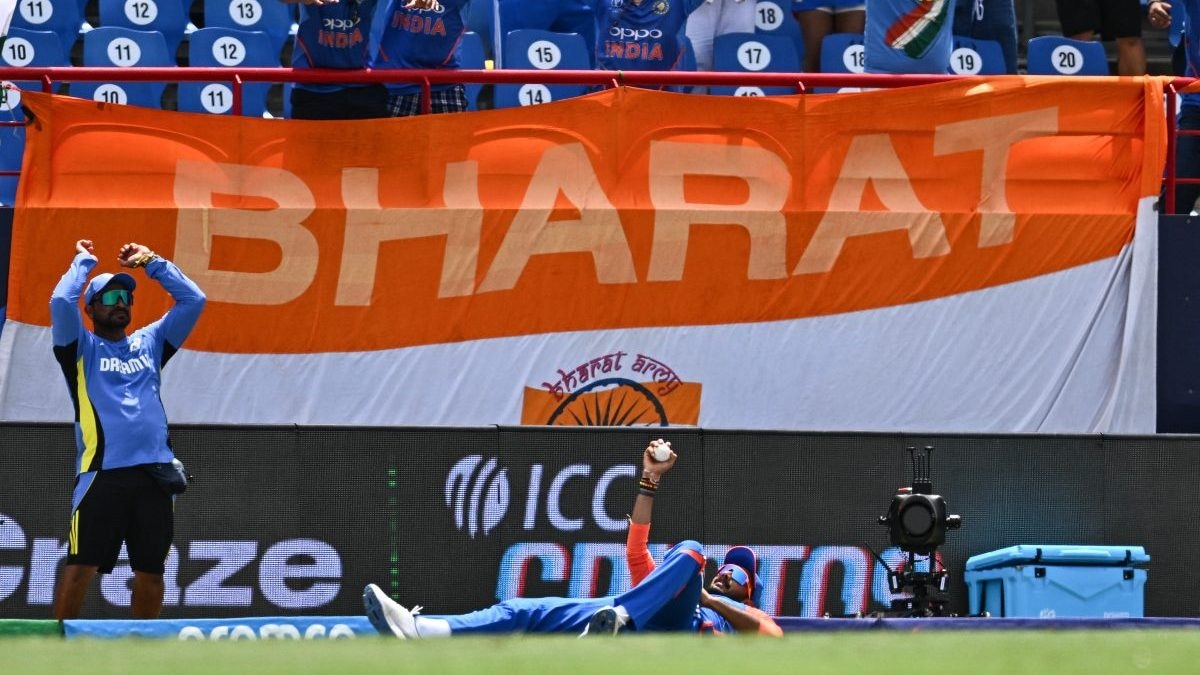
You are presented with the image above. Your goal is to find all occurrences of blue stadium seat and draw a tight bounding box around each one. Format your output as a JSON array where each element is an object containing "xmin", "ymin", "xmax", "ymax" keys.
[
  {"xmin": 0, "ymin": 123, "xmax": 24, "ymax": 206},
  {"xmin": 494, "ymin": 29, "xmax": 589, "ymax": 109},
  {"xmin": 75, "ymin": 27, "xmax": 174, "ymax": 108},
  {"xmin": 0, "ymin": 79, "xmax": 26, "ymax": 206},
  {"xmin": 949, "ymin": 36, "xmax": 1006, "ymax": 76},
  {"xmin": 204, "ymin": 0, "xmax": 294, "ymax": 61},
  {"xmin": 460, "ymin": 30, "xmax": 486, "ymax": 111},
  {"xmin": 0, "ymin": 28, "xmax": 68, "ymax": 193},
  {"xmin": 10, "ymin": 0, "xmax": 88, "ymax": 55},
  {"xmin": 97, "ymin": 0, "xmax": 191, "ymax": 55},
  {"xmin": 179, "ymin": 28, "xmax": 277, "ymax": 116},
  {"xmin": 2, "ymin": 28, "xmax": 71, "ymax": 92},
  {"xmin": 710, "ymin": 32, "xmax": 800, "ymax": 97},
  {"xmin": 817, "ymin": 32, "xmax": 865, "ymax": 93},
  {"xmin": 753, "ymin": 0, "xmax": 803, "ymax": 60},
  {"xmin": 465, "ymin": 0, "xmax": 496, "ymax": 61},
  {"xmin": 1026, "ymin": 36, "xmax": 1109, "ymax": 76}
]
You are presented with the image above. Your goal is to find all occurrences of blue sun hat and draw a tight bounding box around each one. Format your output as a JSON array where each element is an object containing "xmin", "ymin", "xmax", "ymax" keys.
[{"xmin": 84, "ymin": 272, "xmax": 137, "ymax": 304}]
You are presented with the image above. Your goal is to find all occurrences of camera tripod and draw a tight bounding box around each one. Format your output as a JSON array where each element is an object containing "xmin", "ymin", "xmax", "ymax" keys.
[{"xmin": 872, "ymin": 547, "xmax": 952, "ymax": 618}]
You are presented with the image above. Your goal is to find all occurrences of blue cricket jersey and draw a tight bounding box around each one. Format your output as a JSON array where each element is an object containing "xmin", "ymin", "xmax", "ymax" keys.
[
  {"xmin": 292, "ymin": 0, "xmax": 381, "ymax": 93},
  {"xmin": 864, "ymin": 0, "xmax": 956, "ymax": 73},
  {"xmin": 50, "ymin": 253, "xmax": 206, "ymax": 478},
  {"xmin": 371, "ymin": 0, "xmax": 471, "ymax": 95},
  {"xmin": 593, "ymin": 0, "xmax": 705, "ymax": 72}
]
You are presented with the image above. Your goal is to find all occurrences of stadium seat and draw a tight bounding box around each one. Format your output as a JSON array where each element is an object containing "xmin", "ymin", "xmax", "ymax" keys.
[
  {"xmin": 753, "ymin": 0, "xmax": 803, "ymax": 59},
  {"xmin": 97, "ymin": 0, "xmax": 191, "ymax": 55},
  {"xmin": 204, "ymin": 0, "xmax": 295, "ymax": 61},
  {"xmin": 0, "ymin": 80, "xmax": 26, "ymax": 206},
  {"xmin": 179, "ymin": 27, "xmax": 276, "ymax": 116},
  {"xmin": 10, "ymin": 0, "xmax": 88, "ymax": 55},
  {"xmin": 1026, "ymin": 35, "xmax": 1109, "ymax": 76},
  {"xmin": 0, "ymin": 29, "xmax": 59, "ymax": 205},
  {"xmin": 74, "ymin": 27, "xmax": 174, "ymax": 108},
  {"xmin": 494, "ymin": 29, "xmax": 589, "ymax": 109},
  {"xmin": 2, "ymin": 27, "xmax": 71, "ymax": 92},
  {"xmin": 817, "ymin": 32, "xmax": 865, "ymax": 93},
  {"xmin": 464, "ymin": 0, "xmax": 496, "ymax": 61},
  {"xmin": 949, "ymin": 36, "xmax": 1006, "ymax": 76},
  {"xmin": 460, "ymin": 30, "xmax": 486, "ymax": 111},
  {"xmin": 709, "ymin": 32, "xmax": 800, "ymax": 97},
  {"xmin": 0, "ymin": 123, "xmax": 23, "ymax": 206}
]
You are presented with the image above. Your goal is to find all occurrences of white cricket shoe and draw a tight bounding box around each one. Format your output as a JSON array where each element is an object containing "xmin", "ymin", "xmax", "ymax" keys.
[
  {"xmin": 363, "ymin": 583, "xmax": 422, "ymax": 639},
  {"xmin": 579, "ymin": 605, "xmax": 629, "ymax": 637}
]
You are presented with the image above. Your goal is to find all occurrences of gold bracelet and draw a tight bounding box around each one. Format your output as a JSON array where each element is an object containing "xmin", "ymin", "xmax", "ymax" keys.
[{"xmin": 134, "ymin": 252, "xmax": 158, "ymax": 268}]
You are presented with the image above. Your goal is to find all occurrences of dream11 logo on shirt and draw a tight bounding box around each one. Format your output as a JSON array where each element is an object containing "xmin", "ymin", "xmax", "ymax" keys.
[{"xmin": 444, "ymin": 455, "xmax": 638, "ymax": 538}]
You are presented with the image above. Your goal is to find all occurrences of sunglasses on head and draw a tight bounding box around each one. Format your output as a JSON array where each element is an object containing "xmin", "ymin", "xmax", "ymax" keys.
[
  {"xmin": 716, "ymin": 563, "xmax": 751, "ymax": 588},
  {"xmin": 97, "ymin": 289, "xmax": 133, "ymax": 306}
]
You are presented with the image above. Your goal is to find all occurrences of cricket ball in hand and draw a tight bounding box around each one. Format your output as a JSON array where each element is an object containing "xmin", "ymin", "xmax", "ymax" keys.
[{"xmin": 651, "ymin": 442, "xmax": 672, "ymax": 462}]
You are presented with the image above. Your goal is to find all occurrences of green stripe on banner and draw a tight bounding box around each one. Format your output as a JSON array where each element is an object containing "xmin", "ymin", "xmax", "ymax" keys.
[{"xmin": 0, "ymin": 620, "xmax": 63, "ymax": 637}]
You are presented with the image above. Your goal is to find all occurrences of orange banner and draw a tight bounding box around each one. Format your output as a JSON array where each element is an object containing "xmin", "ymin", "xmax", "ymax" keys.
[{"xmin": 11, "ymin": 78, "xmax": 1165, "ymax": 355}]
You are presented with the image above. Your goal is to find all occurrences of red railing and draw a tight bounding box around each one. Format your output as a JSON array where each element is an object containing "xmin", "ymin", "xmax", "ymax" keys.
[{"xmin": 0, "ymin": 67, "xmax": 1195, "ymax": 211}]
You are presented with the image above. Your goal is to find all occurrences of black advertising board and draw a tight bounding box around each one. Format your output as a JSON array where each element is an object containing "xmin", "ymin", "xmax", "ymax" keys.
[{"xmin": 2, "ymin": 425, "xmax": 1198, "ymax": 619}]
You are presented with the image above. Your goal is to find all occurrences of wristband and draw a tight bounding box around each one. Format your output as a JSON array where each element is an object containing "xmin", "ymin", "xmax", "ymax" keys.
[{"xmin": 639, "ymin": 471, "xmax": 659, "ymax": 497}]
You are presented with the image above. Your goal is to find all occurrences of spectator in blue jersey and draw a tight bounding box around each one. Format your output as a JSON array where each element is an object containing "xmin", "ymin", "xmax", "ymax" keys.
[
  {"xmin": 794, "ymin": 0, "xmax": 866, "ymax": 73},
  {"xmin": 864, "ymin": 0, "xmax": 957, "ymax": 73},
  {"xmin": 594, "ymin": 0, "xmax": 707, "ymax": 76},
  {"xmin": 1150, "ymin": 0, "xmax": 1200, "ymax": 213},
  {"xmin": 50, "ymin": 239, "xmax": 205, "ymax": 619},
  {"xmin": 372, "ymin": 0, "xmax": 472, "ymax": 116},
  {"xmin": 363, "ymin": 439, "xmax": 783, "ymax": 638},
  {"xmin": 285, "ymin": 0, "xmax": 389, "ymax": 119}
]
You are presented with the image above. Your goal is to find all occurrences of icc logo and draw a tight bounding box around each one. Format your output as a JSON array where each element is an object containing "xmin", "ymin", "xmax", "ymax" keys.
[
  {"xmin": 444, "ymin": 456, "xmax": 510, "ymax": 538},
  {"xmin": 445, "ymin": 456, "xmax": 638, "ymax": 538}
]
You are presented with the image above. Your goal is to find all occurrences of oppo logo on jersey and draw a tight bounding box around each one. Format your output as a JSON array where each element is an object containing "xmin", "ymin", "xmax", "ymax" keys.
[
  {"xmin": 321, "ymin": 17, "xmax": 359, "ymax": 30},
  {"xmin": 608, "ymin": 26, "xmax": 664, "ymax": 40}
]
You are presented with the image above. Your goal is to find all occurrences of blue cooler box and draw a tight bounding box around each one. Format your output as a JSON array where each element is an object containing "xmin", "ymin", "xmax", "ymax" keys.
[{"xmin": 964, "ymin": 545, "xmax": 1149, "ymax": 618}]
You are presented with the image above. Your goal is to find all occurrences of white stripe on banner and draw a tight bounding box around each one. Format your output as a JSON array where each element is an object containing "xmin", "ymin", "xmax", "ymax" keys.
[{"xmin": 0, "ymin": 198, "xmax": 1157, "ymax": 432}]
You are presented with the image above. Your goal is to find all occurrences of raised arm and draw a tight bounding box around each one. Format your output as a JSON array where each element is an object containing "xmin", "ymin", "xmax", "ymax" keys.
[
  {"xmin": 626, "ymin": 438, "xmax": 677, "ymax": 585},
  {"xmin": 50, "ymin": 240, "xmax": 98, "ymax": 347},
  {"xmin": 118, "ymin": 243, "xmax": 206, "ymax": 350}
]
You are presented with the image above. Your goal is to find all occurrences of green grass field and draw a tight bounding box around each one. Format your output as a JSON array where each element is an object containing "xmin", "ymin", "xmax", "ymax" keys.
[{"xmin": 6, "ymin": 630, "xmax": 1200, "ymax": 675}]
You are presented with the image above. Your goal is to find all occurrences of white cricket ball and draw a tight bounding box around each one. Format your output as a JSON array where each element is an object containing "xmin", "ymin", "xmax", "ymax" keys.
[{"xmin": 651, "ymin": 443, "xmax": 671, "ymax": 462}]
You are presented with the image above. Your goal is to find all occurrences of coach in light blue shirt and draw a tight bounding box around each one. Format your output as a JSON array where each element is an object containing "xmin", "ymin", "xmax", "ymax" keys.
[{"xmin": 49, "ymin": 238, "xmax": 205, "ymax": 620}]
